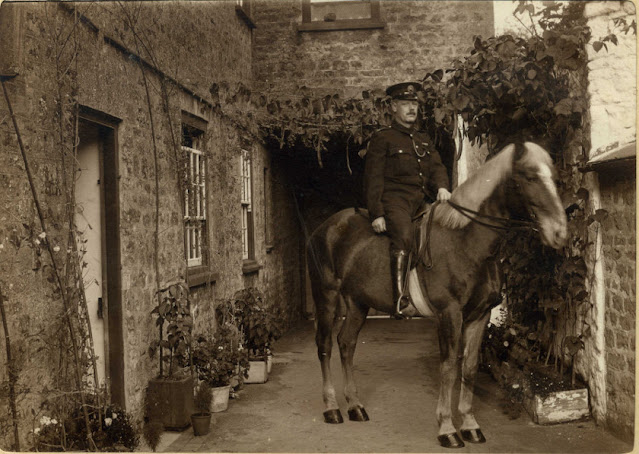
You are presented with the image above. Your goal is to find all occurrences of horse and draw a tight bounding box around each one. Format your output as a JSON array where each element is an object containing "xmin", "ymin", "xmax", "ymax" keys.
[{"xmin": 306, "ymin": 142, "xmax": 567, "ymax": 448}]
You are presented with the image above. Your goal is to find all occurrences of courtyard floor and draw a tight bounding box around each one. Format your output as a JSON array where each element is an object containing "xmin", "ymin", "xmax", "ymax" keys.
[{"xmin": 153, "ymin": 318, "xmax": 633, "ymax": 453}]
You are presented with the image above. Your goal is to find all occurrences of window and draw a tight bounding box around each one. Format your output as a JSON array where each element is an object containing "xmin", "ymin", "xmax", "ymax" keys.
[
  {"xmin": 235, "ymin": 0, "xmax": 256, "ymax": 29},
  {"xmin": 299, "ymin": 0, "xmax": 384, "ymax": 32},
  {"xmin": 264, "ymin": 166, "xmax": 274, "ymax": 252},
  {"xmin": 182, "ymin": 124, "xmax": 207, "ymax": 269},
  {"xmin": 240, "ymin": 149, "xmax": 254, "ymax": 261}
]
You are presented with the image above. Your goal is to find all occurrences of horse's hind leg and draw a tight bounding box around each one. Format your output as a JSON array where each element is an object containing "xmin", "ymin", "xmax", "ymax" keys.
[
  {"xmin": 458, "ymin": 313, "xmax": 490, "ymax": 443},
  {"xmin": 315, "ymin": 288, "xmax": 343, "ymax": 424},
  {"xmin": 337, "ymin": 296, "xmax": 369, "ymax": 421}
]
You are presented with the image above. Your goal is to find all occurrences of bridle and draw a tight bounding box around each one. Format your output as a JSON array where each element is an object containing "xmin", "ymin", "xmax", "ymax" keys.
[
  {"xmin": 419, "ymin": 197, "xmax": 538, "ymax": 270},
  {"xmin": 447, "ymin": 201, "xmax": 538, "ymax": 232}
]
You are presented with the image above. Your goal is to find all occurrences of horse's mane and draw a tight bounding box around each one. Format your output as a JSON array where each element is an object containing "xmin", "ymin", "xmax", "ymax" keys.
[{"xmin": 434, "ymin": 144, "xmax": 517, "ymax": 229}]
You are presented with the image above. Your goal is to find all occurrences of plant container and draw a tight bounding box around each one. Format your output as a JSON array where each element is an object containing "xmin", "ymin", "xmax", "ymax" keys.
[
  {"xmin": 211, "ymin": 385, "xmax": 231, "ymax": 412},
  {"xmin": 146, "ymin": 376, "xmax": 194, "ymax": 430},
  {"xmin": 190, "ymin": 413, "xmax": 211, "ymax": 436},
  {"xmin": 245, "ymin": 358, "xmax": 268, "ymax": 384},
  {"xmin": 524, "ymin": 388, "xmax": 590, "ymax": 424},
  {"xmin": 267, "ymin": 353, "xmax": 273, "ymax": 374}
]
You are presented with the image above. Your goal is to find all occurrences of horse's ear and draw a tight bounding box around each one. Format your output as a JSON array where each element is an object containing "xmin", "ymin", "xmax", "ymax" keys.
[{"xmin": 513, "ymin": 142, "xmax": 526, "ymax": 161}]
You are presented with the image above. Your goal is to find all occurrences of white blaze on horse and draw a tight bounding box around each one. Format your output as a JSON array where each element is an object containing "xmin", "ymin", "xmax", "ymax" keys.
[{"xmin": 307, "ymin": 142, "xmax": 567, "ymax": 448}]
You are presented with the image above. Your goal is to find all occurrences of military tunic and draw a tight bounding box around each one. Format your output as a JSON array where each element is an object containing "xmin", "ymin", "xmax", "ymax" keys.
[{"xmin": 364, "ymin": 121, "xmax": 449, "ymax": 250}]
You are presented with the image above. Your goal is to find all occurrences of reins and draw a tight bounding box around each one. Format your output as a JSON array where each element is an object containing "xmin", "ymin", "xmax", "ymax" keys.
[
  {"xmin": 447, "ymin": 201, "xmax": 538, "ymax": 232},
  {"xmin": 418, "ymin": 200, "xmax": 538, "ymax": 270}
]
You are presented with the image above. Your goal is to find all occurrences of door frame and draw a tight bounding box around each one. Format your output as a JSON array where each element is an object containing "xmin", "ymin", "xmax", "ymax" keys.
[{"xmin": 78, "ymin": 105, "xmax": 125, "ymax": 408}]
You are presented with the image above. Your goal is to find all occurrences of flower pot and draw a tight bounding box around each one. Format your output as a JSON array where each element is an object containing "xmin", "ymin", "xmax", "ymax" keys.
[
  {"xmin": 211, "ymin": 385, "xmax": 231, "ymax": 412},
  {"xmin": 146, "ymin": 376, "xmax": 194, "ymax": 430},
  {"xmin": 190, "ymin": 413, "xmax": 211, "ymax": 436},
  {"xmin": 245, "ymin": 358, "xmax": 268, "ymax": 384},
  {"xmin": 524, "ymin": 388, "xmax": 590, "ymax": 424},
  {"xmin": 267, "ymin": 354, "xmax": 273, "ymax": 374}
]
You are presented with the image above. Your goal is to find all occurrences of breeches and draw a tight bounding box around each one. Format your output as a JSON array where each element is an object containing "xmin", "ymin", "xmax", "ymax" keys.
[{"xmin": 382, "ymin": 192, "xmax": 424, "ymax": 251}]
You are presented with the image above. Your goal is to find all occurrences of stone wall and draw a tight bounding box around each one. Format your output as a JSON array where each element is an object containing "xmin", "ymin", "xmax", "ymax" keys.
[
  {"xmin": 599, "ymin": 170, "xmax": 636, "ymax": 443},
  {"xmin": 0, "ymin": 2, "xmax": 301, "ymax": 448},
  {"xmin": 585, "ymin": 1, "xmax": 636, "ymax": 156},
  {"xmin": 253, "ymin": 0, "xmax": 494, "ymax": 99},
  {"xmin": 582, "ymin": 1, "xmax": 636, "ymax": 443}
]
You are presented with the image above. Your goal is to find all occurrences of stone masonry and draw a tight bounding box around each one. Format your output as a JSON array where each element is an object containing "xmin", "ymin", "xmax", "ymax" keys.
[
  {"xmin": 583, "ymin": 1, "xmax": 636, "ymax": 444},
  {"xmin": 253, "ymin": 0, "xmax": 495, "ymax": 99},
  {"xmin": 0, "ymin": 2, "xmax": 302, "ymax": 448},
  {"xmin": 599, "ymin": 171, "xmax": 636, "ymax": 443}
]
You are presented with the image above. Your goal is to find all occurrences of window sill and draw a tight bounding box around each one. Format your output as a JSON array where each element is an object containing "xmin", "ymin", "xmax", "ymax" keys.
[
  {"xmin": 242, "ymin": 259, "xmax": 263, "ymax": 275},
  {"xmin": 236, "ymin": 5, "xmax": 256, "ymax": 29},
  {"xmin": 297, "ymin": 19, "xmax": 385, "ymax": 32},
  {"xmin": 186, "ymin": 266, "xmax": 219, "ymax": 288}
]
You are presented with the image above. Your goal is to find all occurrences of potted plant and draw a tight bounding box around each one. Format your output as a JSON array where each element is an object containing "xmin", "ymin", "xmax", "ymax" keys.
[
  {"xmin": 190, "ymin": 382, "xmax": 212, "ymax": 436},
  {"xmin": 481, "ymin": 318, "xmax": 589, "ymax": 424},
  {"xmin": 146, "ymin": 280, "xmax": 194, "ymax": 430},
  {"xmin": 192, "ymin": 323, "xmax": 249, "ymax": 411},
  {"xmin": 224, "ymin": 288, "xmax": 282, "ymax": 384}
]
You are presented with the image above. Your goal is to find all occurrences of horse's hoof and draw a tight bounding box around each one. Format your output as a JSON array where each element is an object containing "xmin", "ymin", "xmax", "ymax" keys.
[
  {"xmin": 347, "ymin": 406, "xmax": 370, "ymax": 422},
  {"xmin": 323, "ymin": 409, "xmax": 344, "ymax": 424},
  {"xmin": 437, "ymin": 433, "xmax": 465, "ymax": 449},
  {"xmin": 461, "ymin": 428, "xmax": 486, "ymax": 443}
]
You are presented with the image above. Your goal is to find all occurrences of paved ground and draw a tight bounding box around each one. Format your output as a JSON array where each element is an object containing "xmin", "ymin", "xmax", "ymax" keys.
[{"xmin": 159, "ymin": 318, "xmax": 633, "ymax": 453}]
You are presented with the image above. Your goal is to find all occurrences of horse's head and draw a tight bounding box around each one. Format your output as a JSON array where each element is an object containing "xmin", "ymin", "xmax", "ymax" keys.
[{"xmin": 511, "ymin": 142, "xmax": 568, "ymax": 249}]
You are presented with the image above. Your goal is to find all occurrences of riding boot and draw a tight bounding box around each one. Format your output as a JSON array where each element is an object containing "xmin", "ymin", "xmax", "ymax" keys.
[{"xmin": 390, "ymin": 249, "xmax": 412, "ymax": 319}]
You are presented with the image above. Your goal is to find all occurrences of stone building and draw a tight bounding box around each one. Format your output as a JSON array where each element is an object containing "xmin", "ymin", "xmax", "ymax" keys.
[
  {"xmin": 0, "ymin": 0, "xmax": 635, "ymax": 449},
  {"xmin": 578, "ymin": 2, "xmax": 636, "ymax": 443},
  {"xmin": 0, "ymin": 1, "xmax": 302, "ymax": 447}
]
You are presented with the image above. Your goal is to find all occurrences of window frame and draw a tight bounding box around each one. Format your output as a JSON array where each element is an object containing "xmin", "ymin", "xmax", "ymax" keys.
[
  {"xmin": 183, "ymin": 144, "xmax": 206, "ymax": 268},
  {"xmin": 181, "ymin": 113, "xmax": 219, "ymax": 288},
  {"xmin": 298, "ymin": 0, "xmax": 385, "ymax": 32},
  {"xmin": 239, "ymin": 148, "xmax": 263, "ymax": 276}
]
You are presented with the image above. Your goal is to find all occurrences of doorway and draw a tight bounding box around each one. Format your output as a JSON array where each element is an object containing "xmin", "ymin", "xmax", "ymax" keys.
[{"xmin": 76, "ymin": 108, "xmax": 125, "ymax": 408}]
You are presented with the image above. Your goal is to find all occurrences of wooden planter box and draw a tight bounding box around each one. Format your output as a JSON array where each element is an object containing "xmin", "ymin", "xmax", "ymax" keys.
[
  {"xmin": 146, "ymin": 376, "xmax": 194, "ymax": 430},
  {"xmin": 483, "ymin": 358, "xmax": 591, "ymax": 425},
  {"xmin": 524, "ymin": 388, "xmax": 590, "ymax": 425}
]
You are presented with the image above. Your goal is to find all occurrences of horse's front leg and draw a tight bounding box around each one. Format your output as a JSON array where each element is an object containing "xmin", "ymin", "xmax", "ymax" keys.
[
  {"xmin": 436, "ymin": 307, "xmax": 465, "ymax": 448},
  {"xmin": 337, "ymin": 298, "xmax": 370, "ymax": 421},
  {"xmin": 458, "ymin": 313, "xmax": 490, "ymax": 443}
]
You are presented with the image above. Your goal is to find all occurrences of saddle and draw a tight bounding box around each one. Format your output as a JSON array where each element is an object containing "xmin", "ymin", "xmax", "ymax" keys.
[{"xmin": 410, "ymin": 202, "xmax": 437, "ymax": 270}]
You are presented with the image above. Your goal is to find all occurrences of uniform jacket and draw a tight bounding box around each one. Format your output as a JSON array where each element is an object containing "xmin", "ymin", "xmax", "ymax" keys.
[{"xmin": 364, "ymin": 121, "xmax": 449, "ymax": 219}]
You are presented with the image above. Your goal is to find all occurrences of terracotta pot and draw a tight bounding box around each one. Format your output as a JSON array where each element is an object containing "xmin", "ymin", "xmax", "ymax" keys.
[
  {"xmin": 245, "ymin": 358, "xmax": 268, "ymax": 384},
  {"xmin": 190, "ymin": 413, "xmax": 211, "ymax": 436},
  {"xmin": 211, "ymin": 385, "xmax": 231, "ymax": 412}
]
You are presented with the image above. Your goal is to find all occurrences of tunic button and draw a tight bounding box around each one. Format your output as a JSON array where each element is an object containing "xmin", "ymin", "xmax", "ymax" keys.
[
  {"xmin": 419, "ymin": 172, "xmax": 423, "ymax": 176},
  {"xmin": 417, "ymin": 159, "xmax": 421, "ymax": 162}
]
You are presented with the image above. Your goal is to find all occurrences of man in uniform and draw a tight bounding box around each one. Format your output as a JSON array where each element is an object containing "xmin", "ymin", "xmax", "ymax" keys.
[{"xmin": 364, "ymin": 81, "xmax": 451, "ymax": 319}]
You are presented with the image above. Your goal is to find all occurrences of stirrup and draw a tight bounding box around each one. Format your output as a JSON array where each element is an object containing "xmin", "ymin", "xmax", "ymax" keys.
[{"xmin": 391, "ymin": 296, "xmax": 411, "ymax": 320}]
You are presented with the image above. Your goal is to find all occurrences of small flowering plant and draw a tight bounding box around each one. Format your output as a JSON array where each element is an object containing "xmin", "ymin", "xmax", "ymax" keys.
[
  {"xmin": 192, "ymin": 324, "xmax": 249, "ymax": 388},
  {"xmin": 31, "ymin": 404, "xmax": 139, "ymax": 451}
]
